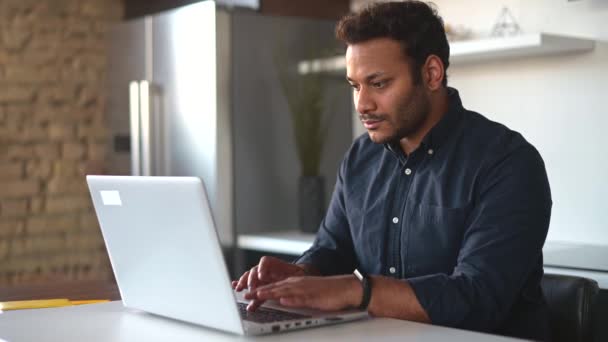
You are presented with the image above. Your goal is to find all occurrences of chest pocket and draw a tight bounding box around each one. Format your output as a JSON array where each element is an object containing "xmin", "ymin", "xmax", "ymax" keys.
[{"xmin": 406, "ymin": 202, "xmax": 470, "ymax": 276}]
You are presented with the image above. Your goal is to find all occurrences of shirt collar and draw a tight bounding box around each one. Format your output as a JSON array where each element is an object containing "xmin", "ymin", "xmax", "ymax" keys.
[
  {"xmin": 383, "ymin": 87, "xmax": 464, "ymax": 157},
  {"xmin": 420, "ymin": 87, "xmax": 464, "ymax": 151}
]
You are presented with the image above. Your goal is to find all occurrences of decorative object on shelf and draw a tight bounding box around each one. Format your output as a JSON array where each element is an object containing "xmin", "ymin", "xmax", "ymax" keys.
[
  {"xmin": 491, "ymin": 6, "xmax": 522, "ymax": 37},
  {"xmin": 276, "ymin": 47, "xmax": 330, "ymax": 234}
]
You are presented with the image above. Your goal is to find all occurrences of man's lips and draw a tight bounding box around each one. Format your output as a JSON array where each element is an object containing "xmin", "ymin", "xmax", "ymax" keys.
[{"xmin": 362, "ymin": 119, "xmax": 383, "ymax": 130}]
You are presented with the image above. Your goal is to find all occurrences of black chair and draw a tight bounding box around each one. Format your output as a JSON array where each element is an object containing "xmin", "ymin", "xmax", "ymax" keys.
[{"xmin": 541, "ymin": 273, "xmax": 599, "ymax": 342}]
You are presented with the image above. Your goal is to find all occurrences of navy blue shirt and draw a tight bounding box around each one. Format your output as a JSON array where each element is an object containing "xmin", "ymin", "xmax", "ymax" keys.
[{"xmin": 296, "ymin": 88, "xmax": 552, "ymax": 341}]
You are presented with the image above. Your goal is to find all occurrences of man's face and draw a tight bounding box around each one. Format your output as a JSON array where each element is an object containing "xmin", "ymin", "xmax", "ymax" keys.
[{"xmin": 346, "ymin": 38, "xmax": 430, "ymax": 144}]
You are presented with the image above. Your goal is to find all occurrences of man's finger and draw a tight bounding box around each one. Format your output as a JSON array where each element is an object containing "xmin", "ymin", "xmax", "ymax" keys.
[
  {"xmin": 252, "ymin": 281, "xmax": 278, "ymax": 292},
  {"xmin": 243, "ymin": 289, "xmax": 259, "ymax": 300},
  {"xmin": 248, "ymin": 266, "xmax": 260, "ymax": 290},
  {"xmin": 257, "ymin": 282, "xmax": 301, "ymax": 300},
  {"xmin": 235, "ymin": 271, "xmax": 249, "ymax": 291},
  {"xmin": 255, "ymin": 276, "xmax": 295, "ymax": 290},
  {"xmin": 243, "ymin": 281, "xmax": 277, "ymax": 299},
  {"xmin": 257, "ymin": 256, "xmax": 280, "ymax": 282},
  {"xmin": 246, "ymin": 299, "xmax": 266, "ymax": 312},
  {"xmin": 235, "ymin": 270, "xmax": 250, "ymax": 291}
]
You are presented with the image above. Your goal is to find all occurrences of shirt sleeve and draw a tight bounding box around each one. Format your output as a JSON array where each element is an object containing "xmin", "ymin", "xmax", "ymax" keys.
[
  {"xmin": 407, "ymin": 142, "xmax": 552, "ymax": 332},
  {"xmin": 294, "ymin": 158, "xmax": 357, "ymax": 276}
]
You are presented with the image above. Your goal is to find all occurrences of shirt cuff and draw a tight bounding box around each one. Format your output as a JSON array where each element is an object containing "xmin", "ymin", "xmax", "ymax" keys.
[{"xmin": 407, "ymin": 273, "xmax": 464, "ymax": 327}]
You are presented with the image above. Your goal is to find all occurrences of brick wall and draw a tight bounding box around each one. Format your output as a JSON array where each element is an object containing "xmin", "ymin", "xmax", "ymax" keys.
[{"xmin": 0, "ymin": 0, "xmax": 123, "ymax": 286}]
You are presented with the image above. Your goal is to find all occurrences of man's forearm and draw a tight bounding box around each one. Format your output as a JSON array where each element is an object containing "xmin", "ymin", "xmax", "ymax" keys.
[
  {"xmin": 293, "ymin": 264, "xmax": 430, "ymax": 322},
  {"xmin": 367, "ymin": 275, "xmax": 431, "ymax": 323}
]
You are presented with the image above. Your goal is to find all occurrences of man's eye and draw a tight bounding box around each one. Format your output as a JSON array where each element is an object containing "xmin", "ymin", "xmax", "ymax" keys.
[
  {"xmin": 372, "ymin": 81, "xmax": 386, "ymax": 89},
  {"xmin": 350, "ymin": 84, "xmax": 360, "ymax": 91}
]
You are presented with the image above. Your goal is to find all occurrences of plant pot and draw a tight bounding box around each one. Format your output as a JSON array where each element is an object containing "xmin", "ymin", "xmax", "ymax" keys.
[{"xmin": 298, "ymin": 175, "xmax": 325, "ymax": 234}]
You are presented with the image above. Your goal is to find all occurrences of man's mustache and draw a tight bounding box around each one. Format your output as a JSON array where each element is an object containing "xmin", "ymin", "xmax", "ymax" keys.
[{"xmin": 359, "ymin": 114, "xmax": 385, "ymax": 121}]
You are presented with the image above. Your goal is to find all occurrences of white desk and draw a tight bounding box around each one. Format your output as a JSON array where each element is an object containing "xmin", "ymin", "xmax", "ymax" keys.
[
  {"xmin": 0, "ymin": 301, "xmax": 523, "ymax": 342},
  {"xmin": 237, "ymin": 232, "xmax": 608, "ymax": 289}
]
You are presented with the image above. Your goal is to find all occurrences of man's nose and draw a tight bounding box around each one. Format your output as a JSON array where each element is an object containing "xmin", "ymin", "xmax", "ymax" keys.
[{"xmin": 355, "ymin": 87, "xmax": 376, "ymax": 115}]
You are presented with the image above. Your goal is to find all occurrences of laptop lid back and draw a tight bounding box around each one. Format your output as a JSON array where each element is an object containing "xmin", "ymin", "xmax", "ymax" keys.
[{"xmin": 86, "ymin": 175, "xmax": 243, "ymax": 335}]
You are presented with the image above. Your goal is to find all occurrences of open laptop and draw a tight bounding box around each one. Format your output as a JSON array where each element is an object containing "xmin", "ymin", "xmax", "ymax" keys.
[{"xmin": 86, "ymin": 175, "xmax": 368, "ymax": 335}]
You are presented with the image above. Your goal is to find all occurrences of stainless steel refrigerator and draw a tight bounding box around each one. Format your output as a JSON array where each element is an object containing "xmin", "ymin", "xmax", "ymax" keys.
[
  {"xmin": 105, "ymin": 1, "xmax": 353, "ymax": 262},
  {"xmin": 105, "ymin": 1, "xmax": 234, "ymax": 247}
]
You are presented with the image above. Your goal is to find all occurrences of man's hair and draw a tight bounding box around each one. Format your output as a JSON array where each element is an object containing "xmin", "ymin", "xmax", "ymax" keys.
[{"xmin": 336, "ymin": 1, "xmax": 450, "ymax": 86}]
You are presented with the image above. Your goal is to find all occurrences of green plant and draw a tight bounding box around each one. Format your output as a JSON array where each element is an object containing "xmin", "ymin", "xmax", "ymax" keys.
[{"xmin": 276, "ymin": 57, "xmax": 329, "ymax": 177}]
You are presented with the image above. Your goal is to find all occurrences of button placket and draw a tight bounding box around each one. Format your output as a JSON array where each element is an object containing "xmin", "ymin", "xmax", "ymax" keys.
[{"xmin": 399, "ymin": 152, "xmax": 424, "ymax": 279}]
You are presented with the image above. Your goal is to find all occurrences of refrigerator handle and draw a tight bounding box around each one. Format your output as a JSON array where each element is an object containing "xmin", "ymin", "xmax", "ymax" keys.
[
  {"xmin": 139, "ymin": 81, "xmax": 152, "ymax": 176},
  {"xmin": 129, "ymin": 81, "xmax": 141, "ymax": 176},
  {"xmin": 148, "ymin": 83, "xmax": 167, "ymax": 176}
]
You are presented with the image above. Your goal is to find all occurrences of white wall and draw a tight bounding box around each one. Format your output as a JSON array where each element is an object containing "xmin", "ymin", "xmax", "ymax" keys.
[{"xmin": 352, "ymin": 0, "xmax": 608, "ymax": 245}]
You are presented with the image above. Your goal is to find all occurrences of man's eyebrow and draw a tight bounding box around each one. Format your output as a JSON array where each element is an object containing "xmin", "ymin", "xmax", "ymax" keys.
[{"xmin": 346, "ymin": 72, "xmax": 386, "ymax": 83}]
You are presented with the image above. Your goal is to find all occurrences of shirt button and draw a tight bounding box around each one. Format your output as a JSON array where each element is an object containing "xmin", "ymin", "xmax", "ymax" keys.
[
  {"xmin": 404, "ymin": 168, "xmax": 412, "ymax": 175},
  {"xmin": 392, "ymin": 217, "xmax": 399, "ymax": 224},
  {"xmin": 389, "ymin": 267, "xmax": 396, "ymax": 274},
  {"xmin": 428, "ymin": 149, "xmax": 434, "ymax": 155}
]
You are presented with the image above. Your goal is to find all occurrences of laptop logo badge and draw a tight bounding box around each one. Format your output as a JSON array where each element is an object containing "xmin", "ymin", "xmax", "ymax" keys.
[{"xmin": 100, "ymin": 190, "xmax": 122, "ymax": 206}]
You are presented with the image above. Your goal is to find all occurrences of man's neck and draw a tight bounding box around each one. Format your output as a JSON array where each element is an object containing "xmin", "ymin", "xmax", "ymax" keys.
[{"xmin": 399, "ymin": 88, "xmax": 449, "ymax": 155}]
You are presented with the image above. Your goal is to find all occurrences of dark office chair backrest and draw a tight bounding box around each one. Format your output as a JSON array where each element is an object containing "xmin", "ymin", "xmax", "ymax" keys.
[{"xmin": 541, "ymin": 273, "xmax": 599, "ymax": 342}]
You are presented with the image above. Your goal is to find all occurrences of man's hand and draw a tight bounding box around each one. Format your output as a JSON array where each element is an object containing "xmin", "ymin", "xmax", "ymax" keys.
[
  {"xmin": 244, "ymin": 275, "xmax": 362, "ymax": 312},
  {"xmin": 231, "ymin": 256, "xmax": 309, "ymax": 311}
]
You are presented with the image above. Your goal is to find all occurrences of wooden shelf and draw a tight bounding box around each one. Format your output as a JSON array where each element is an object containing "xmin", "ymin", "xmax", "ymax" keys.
[
  {"xmin": 237, "ymin": 230, "xmax": 315, "ymax": 255},
  {"xmin": 297, "ymin": 33, "xmax": 595, "ymax": 75},
  {"xmin": 298, "ymin": 55, "xmax": 345, "ymax": 76},
  {"xmin": 449, "ymin": 33, "xmax": 594, "ymax": 64}
]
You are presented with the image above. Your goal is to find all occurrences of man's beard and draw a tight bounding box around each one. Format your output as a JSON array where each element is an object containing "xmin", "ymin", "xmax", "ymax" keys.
[
  {"xmin": 394, "ymin": 86, "xmax": 431, "ymax": 139},
  {"xmin": 369, "ymin": 85, "xmax": 431, "ymax": 145}
]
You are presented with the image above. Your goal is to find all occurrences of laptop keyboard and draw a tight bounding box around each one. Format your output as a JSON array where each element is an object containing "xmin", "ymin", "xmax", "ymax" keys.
[{"xmin": 238, "ymin": 302, "xmax": 311, "ymax": 323}]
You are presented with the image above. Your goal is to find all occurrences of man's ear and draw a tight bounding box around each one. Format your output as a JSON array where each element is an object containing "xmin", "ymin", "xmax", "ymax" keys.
[{"xmin": 423, "ymin": 55, "xmax": 445, "ymax": 91}]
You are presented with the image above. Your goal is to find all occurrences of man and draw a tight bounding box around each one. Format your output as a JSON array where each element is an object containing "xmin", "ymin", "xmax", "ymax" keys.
[{"xmin": 233, "ymin": 1, "xmax": 552, "ymax": 340}]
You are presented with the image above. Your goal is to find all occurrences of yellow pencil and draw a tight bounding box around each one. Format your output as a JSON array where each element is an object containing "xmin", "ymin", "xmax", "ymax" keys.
[
  {"xmin": 0, "ymin": 298, "xmax": 111, "ymax": 311},
  {"xmin": 70, "ymin": 300, "xmax": 110, "ymax": 305},
  {"xmin": 0, "ymin": 299, "xmax": 72, "ymax": 311}
]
